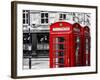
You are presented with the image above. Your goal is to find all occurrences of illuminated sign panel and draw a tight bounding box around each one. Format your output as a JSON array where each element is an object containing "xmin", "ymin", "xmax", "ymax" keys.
[
  {"xmin": 73, "ymin": 27, "xmax": 80, "ymax": 32},
  {"xmin": 53, "ymin": 27, "xmax": 70, "ymax": 31}
]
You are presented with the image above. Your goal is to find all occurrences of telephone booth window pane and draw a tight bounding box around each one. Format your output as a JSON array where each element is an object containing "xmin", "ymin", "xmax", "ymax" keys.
[
  {"xmin": 55, "ymin": 43, "xmax": 59, "ymax": 50},
  {"xmin": 55, "ymin": 44, "xmax": 64, "ymax": 50},
  {"xmin": 58, "ymin": 37, "xmax": 65, "ymax": 42},
  {"xmin": 59, "ymin": 51, "xmax": 64, "ymax": 56},
  {"xmin": 58, "ymin": 58, "xmax": 64, "ymax": 63},
  {"xmin": 86, "ymin": 60, "xmax": 88, "ymax": 65},
  {"xmin": 58, "ymin": 51, "xmax": 64, "ymax": 67},
  {"xmin": 58, "ymin": 58, "xmax": 64, "ymax": 67},
  {"xmin": 55, "ymin": 37, "xmax": 65, "ymax": 50},
  {"xmin": 55, "ymin": 37, "xmax": 65, "ymax": 43},
  {"xmin": 75, "ymin": 36, "xmax": 80, "ymax": 65},
  {"xmin": 76, "ymin": 37, "xmax": 80, "ymax": 50},
  {"xmin": 56, "ymin": 44, "xmax": 64, "ymax": 50},
  {"xmin": 56, "ymin": 51, "xmax": 64, "ymax": 57},
  {"xmin": 85, "ymin": 38, "xmax": 89, "ymax": 66},
  {"xmin": 59, "ymin": 44, "xmax": 64, "ymax": 49},
  {"xmin": 86, "ymin": 38, "xmax": 89, "ymax": 54}
]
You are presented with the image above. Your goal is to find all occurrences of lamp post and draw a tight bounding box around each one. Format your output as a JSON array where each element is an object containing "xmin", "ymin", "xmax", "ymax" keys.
[{"xmin": 28, "ymin": 27, "xmax": 32, "ymax": 69}]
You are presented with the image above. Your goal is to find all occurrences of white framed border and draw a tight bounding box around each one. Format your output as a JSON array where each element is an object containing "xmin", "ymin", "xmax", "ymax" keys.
[{"xmin": 12, "ymin": 1, "xmax": 97, "ymax": 78}]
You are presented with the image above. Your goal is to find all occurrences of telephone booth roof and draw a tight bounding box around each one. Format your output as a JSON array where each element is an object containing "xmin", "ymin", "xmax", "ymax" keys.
[
  {"xmin": 72, "ymin": 23, "xmax": 83, "ymax": 34},
  {"xmin": 50, "ymin": 22, "xmax": 72, "ymax": 33},
  {"xmin": 83, "ymin": 26, "xmax": 90, "ymax": 36},
  {"xmin": 83, "ymin": 26, "xmax": 90, "ymax": 32}
]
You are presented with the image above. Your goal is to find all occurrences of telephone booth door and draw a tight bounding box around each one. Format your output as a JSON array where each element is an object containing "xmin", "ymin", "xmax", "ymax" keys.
[
  {"xmin": 83, "ymin": 26, "xmax": 90, "ymax": 66},
  {"xmin": 51, "ymin": 35, "xmax": 68, "ymax": 68},
  {"xmin": 72, "ymin": 23, "xmax": 83, "ymax": 66},
  {"xmin": 50, "ymin": 22, "xmax": 72, "ymax": 68}
]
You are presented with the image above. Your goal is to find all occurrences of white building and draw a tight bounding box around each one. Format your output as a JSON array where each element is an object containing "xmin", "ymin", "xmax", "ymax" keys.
[{"xmin": 23, "ymin": 10, "xmax": 91, "ymax": 33}]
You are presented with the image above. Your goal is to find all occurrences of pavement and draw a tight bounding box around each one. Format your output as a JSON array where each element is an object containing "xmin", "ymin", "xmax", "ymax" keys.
[{"xmin": 23, "ymin": 58, "xmax": 49, "ymax": 69}]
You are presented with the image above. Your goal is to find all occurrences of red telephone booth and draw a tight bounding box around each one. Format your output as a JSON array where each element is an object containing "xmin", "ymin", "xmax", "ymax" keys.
[
  {"xmin": 83, "ymin": 26, "xmax": 90, "ymax": 66},
  {"xmin": 49, "ymin": 22, "xmax": 76, "ymax": 68},
  {"xmin": 72, "ymin": 23, "xmax": 83, "ymax": 66}
]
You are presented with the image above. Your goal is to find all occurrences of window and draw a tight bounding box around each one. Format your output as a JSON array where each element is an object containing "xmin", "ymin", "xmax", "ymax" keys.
[
  {"xmin": 55, "ymin": 37, "xmax": 65, "ymax": 50},
  {"xmin": 23, "ymin": 10, "xmax": 29, "ymax": 25},
  {"xmin": 56, "ymin": 37, "xmax": 65, "ymax": 43},
  {"xmin": 85, "ymin": 38, "xmax": 89, "ymax": 54},
  {"xmin": 75, "ymin": 36, "xmax": 80, "ymax": 65},
  {"xmin": 59, "ymin": 13, "xmax": 66, "ymax": 20},
  {"xmin": 37, "ymin": 33, "xmax": 49, "ymax": 50},
  {"xmin": 41, "ymin": 12, "xmax": 48, "ymax": 24}
]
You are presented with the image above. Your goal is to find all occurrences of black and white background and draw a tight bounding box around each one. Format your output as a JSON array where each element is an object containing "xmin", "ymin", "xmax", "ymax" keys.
[{"xmin": 22, "ymin": 10, "xmax": 91, "ymax": 69}]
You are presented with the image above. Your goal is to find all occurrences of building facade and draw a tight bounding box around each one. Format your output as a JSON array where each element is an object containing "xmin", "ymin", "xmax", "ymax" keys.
[{"xmin": 23, "ymin": 10, "xmax": 91, "ymax": 58}]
